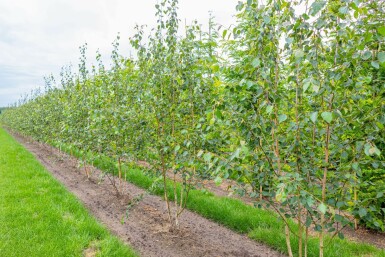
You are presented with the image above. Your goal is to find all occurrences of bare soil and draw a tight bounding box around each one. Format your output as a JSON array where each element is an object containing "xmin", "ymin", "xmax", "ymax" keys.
[{"xmin": 11, "ymin": 132, "xmax": 285, "ymax": 257}]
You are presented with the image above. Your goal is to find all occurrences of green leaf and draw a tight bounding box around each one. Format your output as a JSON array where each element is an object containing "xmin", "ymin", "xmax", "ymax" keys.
[
  {"xmin": 236, "ymin": 2, "xmax": 244, "ymax": 11},
  {"xmin": 214, "ymin": 176, "xmax": 223, "ymax": 186},
  {"xmin": 338, "ymin": 6, "xmax": 348, "ymax": 14},
  {"xmin": 252, "ymin": 58, "xmax": 261, "ymax": 68},
  {"xmin": 203, "ymin": 152, "xmax": 212, "ymax": 162},
  {"xmin": 364, "ymin": 143, "xmax": 371, "ymax": 156},
  {"xmin": 377, "ymin": 192, "xmax": 384, "ymax": 198},
  {"xmin": 358, "ymin": 207, "xmax": 367, "ymax": 218},
  {"xmin": 275, "ymin": 184, "xmax": 286, "ymax": 202},
  {"xmin": 321, "ymin": 112, "xmax": 333, "ymax": 123},
  {"xmin": 310, "ymin": 1, "xmax": 326, "ymax": 16},
  {"xmin": 303, "ymin": 80, "xmax": 310, "ymax": 92},
  {"xmin": 371, "ymin": 61, "xmax": 379, "ymax": 69},
  {"xmin": 305, "ymin": 216, "xmax": 312, "ymax": 227},
  {"xmin": 197, "ymin": 150, "xmax": 204, "ymax": 157},
  {"xmin": 211, "ymin": 64, "xmax": 219, "ymax": 72},
  {"xmin": 310, "ymin": 112, "xmax": 318, "ymax": 123},
  {"xmin": 230, "ymin": 148, "xmax": 240, "ymax": 160},
  {"xmin": 365, "ymin": 144, "xmax": 381, "ymax": 156},
  {"xmin": 263, "ymin": 15, "xmax": 270, "ymax": 24},
  {"xmin": 214, "ymin": 109, "xmax": 223, "ymax": 119},
  {"xmin": 312, "ymin": 85, "xmax": 320, "ymax": 93},
  {"xmin": 294, "ymin": 49, "xmax": 304, "ymax": 59},
  {"xmin": 369, "ymin": 147, "xmax": 376, "ymax": 155},
  {"xmin": 278, "ymin": 114, "xmax": 287, "ymax": 123},
  {"xmin": 318, "ymin": 203, "xmax": 327, "ymax": 214},
  {"xmin": 376, "ymin": 121, "xmax": 384, "ymax": 130},
  {"xmin": 222, "ymin": 29, "xmax": 227, "ymax": 39},
  {"xmin": 285, "ymin": 37, "xmax": 293, "ymax": 44},
  {"xmin": 306, "ymin": 197, "xmax": 315, "ymax": 207},
  {"xmin": 352, "ymin": 162, "xmax": 359, "ymax": 171},
  {"xmin": 174, "ymin": 145, "xmax": 180, "ymax": 153},
  {"xmin": 378, "ymin": 52, "xmax": 385, "ymax": 64},
  {"xmin": 354, "ymin": 10, "xmax": 358, "ymax": 19},
  {"xmin": 362, "ymin": 51, "xmax": 372, "ymax": 60},
  {"xmin": 334, "ymin": 214, "xmax": 344, "ymax": 222},
  {"xmin": 266, "ymin": 105, "xmax": 274, "ymax": 114},
  {"xmin": 336, "ymin": 201, "xmax": 345, "ymax": 208},
  {"xmin": 338, "ymin": 232, "xmax": 345, "ymax": 240},
  {"xmin": 378, "ymin": 26, "xmax": 385, "ymax": 36},
  {"xmin": 373, "ymin": 147, "xmax": 381, "ymax": 156}
]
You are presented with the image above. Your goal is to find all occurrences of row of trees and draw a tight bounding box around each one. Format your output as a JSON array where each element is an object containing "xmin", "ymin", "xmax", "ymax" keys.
[
  {"xmin": 223, "ymin": 1, "xmax": 385, "ymax": 256},
  {"xmin": 1, "ymin": 0, "xmax": 384, "ymax": 256}
]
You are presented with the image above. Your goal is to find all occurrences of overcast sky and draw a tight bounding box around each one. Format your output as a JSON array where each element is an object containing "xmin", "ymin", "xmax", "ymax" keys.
[{"xmin": 0, "ymin": 0, "xmax": 238, "ymax": 107}]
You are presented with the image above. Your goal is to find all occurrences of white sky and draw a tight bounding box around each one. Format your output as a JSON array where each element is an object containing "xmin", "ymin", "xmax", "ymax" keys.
[{"xmin": 0, "ymin": 0, "xmax": 238, "ymax": 107}]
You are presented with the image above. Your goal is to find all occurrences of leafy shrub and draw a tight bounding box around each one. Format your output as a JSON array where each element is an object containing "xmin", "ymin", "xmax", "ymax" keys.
[{"xmin": 356, "ymin": 169, "xmax": 385, "ymax": 231}]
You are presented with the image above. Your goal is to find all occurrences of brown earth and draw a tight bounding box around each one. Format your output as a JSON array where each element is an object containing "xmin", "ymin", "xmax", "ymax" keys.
[{"xmin": 10, "ymin": 132, "xmax": 285, "ymax": 257}]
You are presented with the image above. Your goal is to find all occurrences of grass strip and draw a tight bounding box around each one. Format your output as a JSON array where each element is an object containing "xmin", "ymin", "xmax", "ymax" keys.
[{"xmin": 0, "ymin": 128, "xmax": 138, "ymax": 257}]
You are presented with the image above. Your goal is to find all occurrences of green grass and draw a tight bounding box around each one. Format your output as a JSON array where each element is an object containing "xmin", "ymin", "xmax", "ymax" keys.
[
  {"xmin": 0, "ymin": 128, "xmax": 138, "ymax": 257},
  {"xmin": 54, "ymin": 141, "xmax": 385, "ymax": 257}
]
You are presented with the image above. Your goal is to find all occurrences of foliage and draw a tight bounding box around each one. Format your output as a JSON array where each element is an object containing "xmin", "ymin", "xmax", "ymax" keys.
[
  {"xmin": 357, "ymin": 169, "xmax": 385, "ymax": 230},
  {"xmin": 219, "ymin": 0, "xmax": 385, "ymax": 256},
  {"xmin": 1, "ymin": 0, "xmax": 384, "ymax": 256}
]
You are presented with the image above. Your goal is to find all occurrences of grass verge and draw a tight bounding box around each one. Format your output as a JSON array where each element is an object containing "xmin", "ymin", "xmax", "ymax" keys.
[
  {"xmin": 0, "ymin": 128, "xmax": 138, "ymax": 257},
  {"xmin": 51, "ymin": 140, "xmax": 385, "ymax": 257}
]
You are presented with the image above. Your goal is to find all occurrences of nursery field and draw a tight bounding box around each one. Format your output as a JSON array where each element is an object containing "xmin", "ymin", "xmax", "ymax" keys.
[
  {"xmin": 1, "ymin": 0, "xmax": 385, "ymax": 256},
  {"xmin": 1, "ymin": 126, "xmax": 384, "ymax": 257}
]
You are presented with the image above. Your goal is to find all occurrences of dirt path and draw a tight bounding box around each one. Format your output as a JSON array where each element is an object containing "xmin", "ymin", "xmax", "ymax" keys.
[{"xmin": 11, "ymin": 132, "xmax": 285, "ymax": 257}]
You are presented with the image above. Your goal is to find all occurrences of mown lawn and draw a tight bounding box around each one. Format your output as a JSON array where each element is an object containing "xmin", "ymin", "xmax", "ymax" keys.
[{"xmin": 0, "ymin": 128, "xmax": 138, "ymax": 257}]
